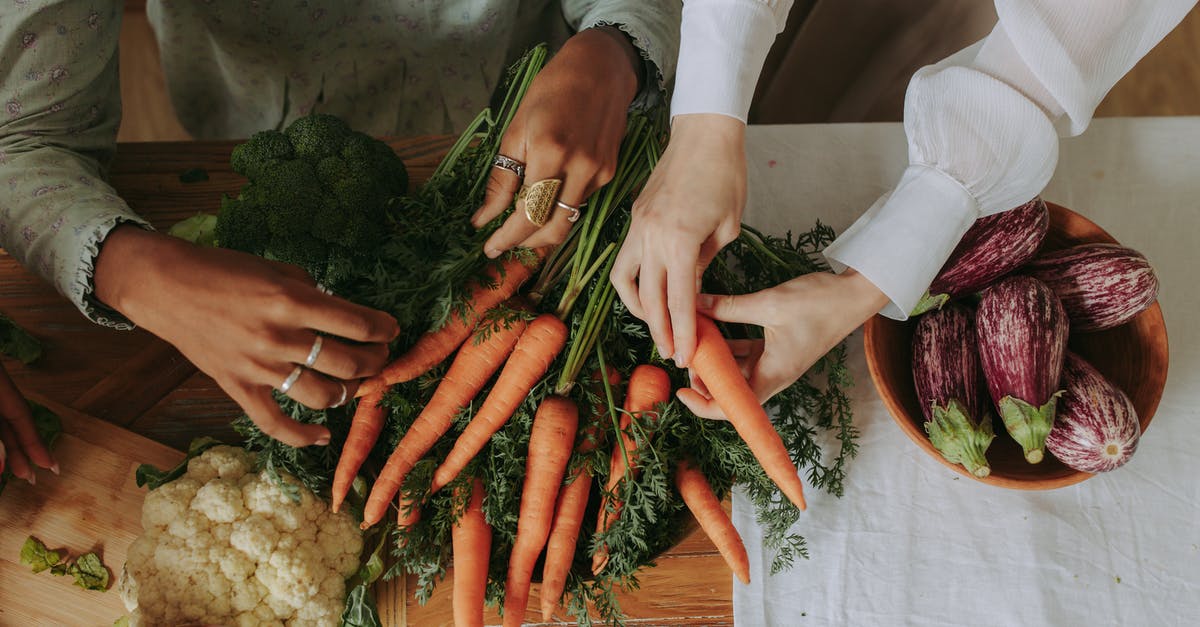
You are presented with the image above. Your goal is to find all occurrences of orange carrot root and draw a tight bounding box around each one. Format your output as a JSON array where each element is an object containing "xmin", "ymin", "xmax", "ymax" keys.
[
  {"xmin": 502, "ymin": 395, "xmax": 579, "ymax": 627},
  {"xmin": 361, "ymin": 314, "xmax": 528, "ymax": 528},
  {"xmin": 676, "ymin": 458, "xmax": 751, "ymax": 585},
  {"xmin": 452, "ymin": 478, "xmax": 492, "ymax": 627},
  {"xmin": 691, "ymin": 315, "xmax": 807, "ymax": 511},
  {"xmin": 331, "ymin": 390, "xmax": 387, "ymax": 513},
  {"xmin": 432, "ymin": 313, "xmax": 568, "ymax": 492}
]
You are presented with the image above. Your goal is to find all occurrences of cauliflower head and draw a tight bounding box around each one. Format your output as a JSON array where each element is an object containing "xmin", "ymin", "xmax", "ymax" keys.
[{"xmin": 120, "ymin": 446, "xmax": 363, "ymax": 627}]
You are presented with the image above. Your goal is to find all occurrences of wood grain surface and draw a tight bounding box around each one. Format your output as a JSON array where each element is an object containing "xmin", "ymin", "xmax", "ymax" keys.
[{"xmin": 0, "ymin": 394, "xmax": 183, "ymax": 627}]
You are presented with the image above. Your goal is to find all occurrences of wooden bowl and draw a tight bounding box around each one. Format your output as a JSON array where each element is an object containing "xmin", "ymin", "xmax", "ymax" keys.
[{"xmin": 863, "ymin": 202, "xmax": 1169, "ymax": 489}]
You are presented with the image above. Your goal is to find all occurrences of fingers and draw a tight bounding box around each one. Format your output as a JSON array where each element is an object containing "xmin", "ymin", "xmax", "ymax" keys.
[
  {"xmin": 265, "ymin": 364, "xmax": 355, "ymax": 411},
  {"xmin": 666, "ymin": 253, "xmax": 699, "ymax": 368},
  {"xmin": 611, "ymin": 245, "xmax": 645, "ymax": 320},
  {"xmin": 472, "ymin": 135, "xmax": 525, "ymax": 229},
  {"xmin": 0, "ymin": 368, "xmax": 55, "ymax": 471},
  {"xmin": 0, "ymin": 420, "xmax": 34, "ymax": 483},
  {"xmin": 229, "ymin": 383, "xmax": 331, "ymax": 448},
  {"xmin": 696, "ymin": 291, "xmax": 770, "ymax": 326},
  {"xmin": 676, "ymin": 387, "xmax": 728, "ymax": 422},
  {"xmin": 291, "ymin": 292, "xmax": 400, "ymax": 344},
  {"xmin": 285, "ymin": 332, "xmax": 390, "ymax": 381},
  {"xmin": 521, "ymin": 176, "xmax": 588, "ymax": 251},
  {"xmin": 637, "ymin": 263, "xmax": 673, "ymax": 360}
]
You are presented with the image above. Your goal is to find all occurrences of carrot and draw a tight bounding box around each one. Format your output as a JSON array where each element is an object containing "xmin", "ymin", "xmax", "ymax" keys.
[
  {"xmin": 394, "ymin": 491, "xmax": 422, "ymax": 551},
  {"xmin": 330, "ymin": 390, "xmax": 387, "ymax": 513},
  {"xmin": 452, "ymin": 478, "xmax": 492, "ymax": 627},
  {"xmin": 358, "ymin": 251, "xmax": 544, "ymax": 398},
  {"xmin": 502, "ymin": 395, "xmax": 579, "ymax": 627},
  {"xmin": 539, "ymin": 367, "xmax": 622, "ymax": 620},
  {"xmin": 431, "ymin": 314, "xmax": 569, "ymax": 492},
  {"xmin": 361, "ymin": 315, "xmax": 528, "ymax": 528},
  {"xmin": 690, "ymin": 315, "xmax": 807, "ymax": 511},
  {"xmin": 675, "ymin": 458, "xmax": 750, "ymax": 585},
  {"xmin": 592, "ymin": 364, "xmax": 672, "ymax": 575}
]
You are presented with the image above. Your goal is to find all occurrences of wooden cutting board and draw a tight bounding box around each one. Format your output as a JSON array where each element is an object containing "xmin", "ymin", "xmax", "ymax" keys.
[{"xmin": 0, "ymin": 394, "xmax": 183, "ymax": 626}]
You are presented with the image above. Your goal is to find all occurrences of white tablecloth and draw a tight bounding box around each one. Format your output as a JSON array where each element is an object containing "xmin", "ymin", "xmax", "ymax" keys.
[{"xmin": 733, "ymin": 117, "xmax": 1200, "ymax": 627}]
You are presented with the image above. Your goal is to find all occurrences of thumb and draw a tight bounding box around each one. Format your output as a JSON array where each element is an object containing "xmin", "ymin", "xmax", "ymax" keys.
[{"xmin": 696, "ymin": 291, "xmax": 768, "ymax": 326}]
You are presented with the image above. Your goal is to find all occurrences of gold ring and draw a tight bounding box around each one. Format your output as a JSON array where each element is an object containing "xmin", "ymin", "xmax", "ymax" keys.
[{"xmin": 517, "ymin": 178, "xmax": 562, "ymax": 227}]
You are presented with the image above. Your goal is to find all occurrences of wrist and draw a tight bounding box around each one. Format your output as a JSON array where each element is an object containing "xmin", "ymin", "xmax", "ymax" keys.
[
  {"xmin": 93, "ymin": 226, "xmax": 183, "ymax": 317},
  {"xmin": 839, "ymin": 269, "xmax": 891, "ymax": 322},
  {"xmin": 584, "ymin": 26, "xmax": 642, "ymax": 99}
]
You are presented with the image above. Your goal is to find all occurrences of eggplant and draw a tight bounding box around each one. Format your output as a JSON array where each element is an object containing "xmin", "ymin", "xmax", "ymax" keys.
[
  {"xmin": 912, "ymin": 304, "xmax": 995, "ymax": 477},
  {"xmin": 975, "ymin": 276, "xmax": 1069, "ymax": 463},
  {"xmin": 1024, "ymin": 243, "xmax": 1159, "ymax": 332},
  {"xmin": 911, "ymin": 197, "xmax": 1049, "ymax": 316},
  {"xmin": 1046, "ymin": 352, "xmax": 1140, "ymax": 473}
]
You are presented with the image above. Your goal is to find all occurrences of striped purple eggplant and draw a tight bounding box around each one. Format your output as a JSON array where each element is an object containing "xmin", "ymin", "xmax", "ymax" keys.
[
  {"xmin": 1024, "ymin": 243, "xmax": 1159, "ymax": 332},
  {"xmin": 1046, "ymin": 352, "xmax": 1140, "ymax": 473},
  {"xmin": 975, "ymin": 276, "xmax": 1069, "ymax": 464},
  {"xmin": 912, "ymin": 304, "xmax": 995, "ymax": 477},
  {"xmin": 911, "ymin": 197, "xmax": 1049, "ymax": 316}
]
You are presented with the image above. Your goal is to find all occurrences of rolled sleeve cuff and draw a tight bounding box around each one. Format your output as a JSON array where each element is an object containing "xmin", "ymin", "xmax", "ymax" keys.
[
  {"xmin": 670, "ymin": 0, "xmax": 779, "ymax": 122},
  {"xmin": 68, "ymin": 212, "xmax": 154, "ymax": 330},
  {"xmin": 822, "ymin": 164, "xmax": 980, "ymax": 320}
]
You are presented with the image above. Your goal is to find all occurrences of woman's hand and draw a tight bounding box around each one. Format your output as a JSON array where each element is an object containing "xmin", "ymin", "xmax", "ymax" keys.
[
  {"xmin": 94, "ymin": 227, "xmax": 399, "ymax": 448},
  {"xmin": 472, "ymin": 26, "xmax": 643, "ymax": 256},
  {"xmin": 677, "ymin": 270, "xmax": 890, "ymax": 420},
  {"xmin": 611, "ymin": 113, "xmax": 747, "ymax": 368},
  {"xmin": 0, "ymin": 365, "xmax": 56, "ymax": 484}
]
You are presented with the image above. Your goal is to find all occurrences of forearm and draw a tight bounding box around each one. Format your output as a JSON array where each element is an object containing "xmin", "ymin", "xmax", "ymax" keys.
[{"xmin": 561, "ymin": 0, "xmax": 682, "ymax": 106}]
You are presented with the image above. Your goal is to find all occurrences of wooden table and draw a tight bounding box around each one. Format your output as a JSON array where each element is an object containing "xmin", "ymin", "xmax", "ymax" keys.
[{"xmin": 0, "ymin": 138, "xmax": 733, "ymax": 626}]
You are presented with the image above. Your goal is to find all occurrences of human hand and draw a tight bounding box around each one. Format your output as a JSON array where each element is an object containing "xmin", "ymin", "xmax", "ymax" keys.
[
  {"xmin": 0, "ymin": 364, "xmax": 57, "ymax": 484},
  {"xmin": 612, "ymin": 113, "xmax": 746, "ymax": 368},
  {"xmin": 472, "ymin": 26, "xmax": 643, "ymax": 256},
  {"xmin": 93, "ymin": 227, "xmax": 399, "ymax": 448},
  {"xmin": 677, "ymin": 270, "xmax": 890, "ymax": 420}
]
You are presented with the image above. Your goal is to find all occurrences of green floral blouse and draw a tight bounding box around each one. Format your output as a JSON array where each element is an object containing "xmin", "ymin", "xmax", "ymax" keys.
[{"xmin": 0, "ymin": 0, "xmax": 679, "ymax": 329}]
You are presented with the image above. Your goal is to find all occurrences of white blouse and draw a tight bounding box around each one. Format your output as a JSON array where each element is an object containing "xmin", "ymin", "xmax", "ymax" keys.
[{"xmin": 672, "ymin": 0, "xmax": 1196, "ymax": 319}]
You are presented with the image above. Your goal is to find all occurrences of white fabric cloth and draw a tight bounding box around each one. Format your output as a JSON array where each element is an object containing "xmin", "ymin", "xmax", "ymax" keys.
[
  {"xmin": 734, "ymin": 118, "xmax": 1200, "ymax": 626},
  {"xmin": 672, "ymin": 0, "xmax": 1196, "ymax": 318}
]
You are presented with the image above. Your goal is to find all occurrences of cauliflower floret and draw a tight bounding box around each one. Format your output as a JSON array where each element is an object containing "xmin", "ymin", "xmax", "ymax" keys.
[
  {"xmin": 122, "ymin": 446, "xmax": 363, "ymax": 627},
  {"xmin": 186, "ymin": 445, "xmax": 254, "ymax": 483},
  {"xmin": 141, "ymin": 477, "xmax": 201, "ymax": 530},
  {"xmin": 193, "ymin": 479, "xmax": 246, "ymax": 523}
]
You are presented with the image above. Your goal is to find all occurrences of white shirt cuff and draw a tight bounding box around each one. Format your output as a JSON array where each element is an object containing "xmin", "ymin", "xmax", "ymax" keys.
[
  {"xmin": 670, "ymin": 0, "xmax": 780, "ymax": 122},
  {"xmin": 823, "ymin": 164, "xmax": 980, "ymax": 320}
]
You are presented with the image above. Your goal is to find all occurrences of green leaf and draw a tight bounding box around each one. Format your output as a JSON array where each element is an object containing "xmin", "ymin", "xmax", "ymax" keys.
[
  {"xmin": 339, "ymin": 582, "xmax": 382, "ymax": 627},
  {"xmin": 167, "ymin": 213, "xmax": 219, "ymax": 247},
  {"xmin": 0, "ymin": 312, "xmax": 42, "ymax": 365},
  {"xmin": 66, "ymin": 552, "xmax": 110, "ymax": 591},
  {"xmin": 135, "ymin": 436, "xmax": 223, "ymax": 490},
  {"xmin": 19, "ymin": 536, "xmax": 62, "ymax": 574}
]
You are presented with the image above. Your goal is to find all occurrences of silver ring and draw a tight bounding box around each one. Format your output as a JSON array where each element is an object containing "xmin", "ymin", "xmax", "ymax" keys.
[
  {"xmin": 491, "ymin": 153, "xmax": 525, "ymax": 178},
  {"xmin": 279, "ymin": 366, "xmax": 304, "ymax": 395},
  {"xmin": 303, "ymin": 336, "xmax": 324, "ymax": 368},
  {"xmin": 316, "ymin": 283, "xmax": 333, "ymax": 295},
  {"xmin": 331, "ymin": 382, "xmax": 348, "ymax": 408},
  {"xmin": 555, "ymin": 200, "xmax": 582, "ymax": 223}
]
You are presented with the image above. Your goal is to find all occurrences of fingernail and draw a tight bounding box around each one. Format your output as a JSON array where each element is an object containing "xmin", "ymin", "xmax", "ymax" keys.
[
  {"xmin": 673, "ymin": 353, "xmax": 685, "ymax": 369},
  {"xmin": 315, "ymin": 437, "xmax": 331, "ymax": 447},
  {"xmin": 697, "ymin": 294, "xmax": 714, "ymax": 310},
  {"xmin": 656, "ymin": 344, "xmax": 669, "ymax": 360},
  {"xmin": 484, "ymin": 247, "xmax": 501, "ymax": 259},
  {"xmin": 49, "ymin": 462, "xmax": 60, "ymax": 476},
  {"xmin": 27, "ymin": 473, "xmax": 36, "ymax": 486}
]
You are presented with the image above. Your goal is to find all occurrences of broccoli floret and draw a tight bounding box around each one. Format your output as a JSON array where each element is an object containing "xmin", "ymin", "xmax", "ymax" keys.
[
  {"xmin": 230, "ymin": 130, "xmax": 294, "ymax": 179},
  {"xmin": 285, "ymin": 113, "xmax": 351, "ymax": 160},
  {"xmin": 214, "ymin": 195, "xmax": 269, "ymax": 254},
  {"xmin": 215, "ymin": 113, "xmax": 408, "ymax": 284}
]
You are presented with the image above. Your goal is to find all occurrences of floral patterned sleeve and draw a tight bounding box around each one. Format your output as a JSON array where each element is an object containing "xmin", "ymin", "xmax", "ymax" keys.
[
  {"xmin": 561, "ymin": 0, "xmax": 682, "ymax": 107},
  {"xmin": 0, "ymin": 1, "xmax": 149, "ymax": 330}
]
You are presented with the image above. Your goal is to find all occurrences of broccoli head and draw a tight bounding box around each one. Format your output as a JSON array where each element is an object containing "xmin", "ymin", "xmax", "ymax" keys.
[{"xmin": 214, "ymin": 113, "xmax": 408, "ymax": 284}]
